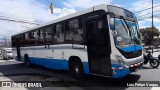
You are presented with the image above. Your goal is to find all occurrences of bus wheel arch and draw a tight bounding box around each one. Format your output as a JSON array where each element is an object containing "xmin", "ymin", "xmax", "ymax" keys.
[
  {"xmin": 68, "ymin": 56, "xmax": 84, "ymax": 79},
  {"xmin": 24, "ymin": 54, "xmax": 31, "ymax": 66}
]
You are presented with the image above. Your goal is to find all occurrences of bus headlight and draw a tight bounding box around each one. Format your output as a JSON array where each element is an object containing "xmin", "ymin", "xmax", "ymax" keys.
[{"xmin": 115, "ymin": 55, "xmax": 126, "ymax": 66}]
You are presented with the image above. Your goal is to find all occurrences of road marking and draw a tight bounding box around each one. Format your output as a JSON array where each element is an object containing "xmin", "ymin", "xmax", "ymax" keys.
[
  {"xmin": 151, "ymin": 87, "xmax": 160, "ymax": 90},
  {"xmin": 0, "ymin": 60, "xmax": 5, "ymax": 62},
  {"xmin": 0, "ymin": 60, "xmax": 15, "ymax": 62},
  {"xmin": 7, "ymin": 60, "xmax": 15, "ymax": 61}
]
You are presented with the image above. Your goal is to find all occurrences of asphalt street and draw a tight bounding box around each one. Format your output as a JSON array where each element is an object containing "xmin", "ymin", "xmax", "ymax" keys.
[{"xmin": 0, "ymin": 59, "xmax": 160, "ymax": 90}]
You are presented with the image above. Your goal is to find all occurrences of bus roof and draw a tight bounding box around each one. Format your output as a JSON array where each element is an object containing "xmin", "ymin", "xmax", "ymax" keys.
[
  {"xmin": 13, "ymin": 4, "xmax": 135, "ymax": 36},
  {"xmin": 12, "ymin": 4, "xmax": 108, "ymax": 36}
]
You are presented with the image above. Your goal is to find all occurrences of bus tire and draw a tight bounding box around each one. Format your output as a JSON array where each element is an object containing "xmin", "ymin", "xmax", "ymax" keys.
[
  {"xmin": 69, "ymin": 57, "xmax": 84, "ymax": 79},
  {"xmin": 3, "ymin": 56, "xmax": 6, "ymax": 60},
  {"xmin": 24, "ymin": 54, "xmax": 31, "ymax": 67}
]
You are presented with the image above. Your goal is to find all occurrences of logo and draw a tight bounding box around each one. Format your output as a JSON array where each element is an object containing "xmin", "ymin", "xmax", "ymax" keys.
[{"xmin": 2, "ymin": 82, "xmax": 11, "ymax": 87}]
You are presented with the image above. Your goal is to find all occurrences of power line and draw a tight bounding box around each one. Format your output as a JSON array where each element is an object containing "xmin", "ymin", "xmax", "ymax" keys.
[
  {"xmin": 0, "ymin": 17, "xmax": 39, "ymax": 25},
  {"xmin": 137, "ymin": 10, "xmax": 160, "ymax": 18},
  {"xmin": 0, "ymin": 15, "xmax": 40, "ymax": 24},
  {"xmin": 137, "ymin": 14, "xmax": 160, "ymax": 21},
  {"xmin": 135, "ymin": 4, "xmax": 160, "ymax": 13}
]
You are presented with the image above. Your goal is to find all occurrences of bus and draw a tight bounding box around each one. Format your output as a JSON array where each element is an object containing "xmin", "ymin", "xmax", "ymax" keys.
[{"xmin": 12, "ymin": 4, "xmax": 144, "ymax": 79}]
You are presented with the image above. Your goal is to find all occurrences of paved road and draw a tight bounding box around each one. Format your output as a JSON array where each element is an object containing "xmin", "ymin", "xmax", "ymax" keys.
[{"xmin": 0, "ymin": 59, "xmax": 160, "ymax": 90}]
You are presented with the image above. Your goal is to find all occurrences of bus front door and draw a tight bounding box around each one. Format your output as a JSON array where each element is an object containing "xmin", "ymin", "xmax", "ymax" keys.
[{"xmin": 86, "ymin": 19, "xmax": 112, "ymax": 76}]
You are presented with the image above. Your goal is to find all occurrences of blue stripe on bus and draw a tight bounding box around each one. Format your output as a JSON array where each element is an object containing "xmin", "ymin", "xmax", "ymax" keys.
[
  {"xmin": 30, "ymin": 57, "xmax": 69, "ymax": 70},
  {"xmin": 16, "ymin": 56, "xmax": 131, "ymax": 78},
  {"xmin": 112, "ymin": 64, "xmax": 130, "ymax": 78},
  {"xmin": 118, "ymin": 45, "xmax": 142, "ymax": 52},
  {"xmin": 16, "ymin": 56, "xmax": 90, "ymax": 74}
]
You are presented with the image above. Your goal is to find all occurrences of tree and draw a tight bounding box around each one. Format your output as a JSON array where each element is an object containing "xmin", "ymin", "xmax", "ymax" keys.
[{"xmin": 140, "ymin": 26, "xmax": 160, "ymax": 45}]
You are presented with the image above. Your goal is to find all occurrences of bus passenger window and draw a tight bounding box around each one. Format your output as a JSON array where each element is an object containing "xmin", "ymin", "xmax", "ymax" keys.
[
  {"xmin": 39, "ymin": 28, "xmax": 45, "ymax": 45},
  {"xmin": 65, "ymin": 18, "xmax": 83, "ymax": 43},
  {"xmin": 54, "ymin": 24, "xmax": 64, "ymax": 43},
  {"xmin": 12, "ymin": 35, "xmax": 20, "ymax": 47},
  {"xmin": 27, "ymin": 30, "xmax": 39, "ymax": 46},
  {"xmin": 45, "ymin": 26, "xmax": 53, "ymax": 44},
  {"xmin": 65, "ymin": 21, "xmax": 72, "ymax": 41},
  {"xmin": 20, "ymin": 34, "xmax": 25, "ymax": 46}
]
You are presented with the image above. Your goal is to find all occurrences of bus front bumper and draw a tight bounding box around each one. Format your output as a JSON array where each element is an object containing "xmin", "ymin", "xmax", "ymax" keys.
[{"xmin": 112, "ymin": 61, "xmax": 143, "ymax": 78}]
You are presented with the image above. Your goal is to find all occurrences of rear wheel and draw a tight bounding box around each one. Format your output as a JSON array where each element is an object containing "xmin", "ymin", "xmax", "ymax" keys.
[
  {"xmin": 24, "ymin": 55, "xmax": 31, "ymax": 66},
  {"xmin": 150, "ymin": 59, "xmax": 159, "ymax": 68},
  {"xmin": 3, "ymin": 56, "xmax": 7, "ymax": 60},
  {"xmin": 69, "ymin": 58, "xmax": 84, "ymax": 79},
  {"xmin": 3, "ymin": 57, "xmax": 6, "ymax": 60}
]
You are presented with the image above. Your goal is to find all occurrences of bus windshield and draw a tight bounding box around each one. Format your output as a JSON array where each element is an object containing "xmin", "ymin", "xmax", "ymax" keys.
[
  {"xmin": 113, "ymin": 18, "xmax": 140, "ymax": 47},
  {"xmin": 126, "ymin": 21, "xmax": 141, "ymax": 44}
]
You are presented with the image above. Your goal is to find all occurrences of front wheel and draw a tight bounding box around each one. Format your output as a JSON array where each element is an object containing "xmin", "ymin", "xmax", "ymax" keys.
[
  {"xmin": 150, "ymin": 59, "xmax": 159, "ymax": 68},
  {"xmin": 3, "ymin": 56, "xmax": 6, "ymax": 60},
  {"xmin": 3, "ymin": 56, "xmax": 7, "ymax": 60},
  {"xmin": 69, "ymin": 61, "xmax": 84, "ymax": 79},
  {"xmin": 25, "ymin": 55, "xmax": 31, "ymax": 66}
]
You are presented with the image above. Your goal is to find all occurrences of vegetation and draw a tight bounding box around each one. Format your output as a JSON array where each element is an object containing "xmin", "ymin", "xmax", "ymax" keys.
[{"xmin": 140, "ymin": 26, "xmax": 160, "ymax": 45}]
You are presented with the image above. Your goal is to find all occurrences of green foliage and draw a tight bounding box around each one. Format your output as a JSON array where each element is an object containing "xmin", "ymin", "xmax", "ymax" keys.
[{"xmin": 140, "ymin": 26, "xmax": 160, "ymax": 45}]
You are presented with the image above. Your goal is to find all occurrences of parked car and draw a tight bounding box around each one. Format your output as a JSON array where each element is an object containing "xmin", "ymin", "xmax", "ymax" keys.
[{"xmin": 1, "ymin": 48, "xmax": 13, "ymax": 60}]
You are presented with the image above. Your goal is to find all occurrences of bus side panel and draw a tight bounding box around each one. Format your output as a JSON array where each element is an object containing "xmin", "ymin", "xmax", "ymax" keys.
[{"xmin": 19, "ymin": 44, "xmax": 90, "ymax": 74}]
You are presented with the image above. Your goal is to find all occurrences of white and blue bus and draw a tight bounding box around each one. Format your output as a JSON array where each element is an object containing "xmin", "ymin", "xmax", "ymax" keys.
[{"xmin": 12, "ymin": 4, "xmax": 144, "ymax": 79}]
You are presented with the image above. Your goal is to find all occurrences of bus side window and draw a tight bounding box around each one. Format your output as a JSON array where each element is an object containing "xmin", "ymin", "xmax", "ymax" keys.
[
  {"xmin": 24, "ymin": 33, "xmax": 29, "ymax": 46},
  {"xmin": 65, "ymin": 21, "xmax": 72, "ymax": 42},
  {"xmin": 44, "ymin": 25, "xmax": 53, "ymax": 44},
  {"xmin": 12, "ymin": 36, "xmax": 18, "ymax": 47},
  {"xmin": 39, "ymin": 28, "xmax": 45, "ymax": 45},
  {"xmin": 54, "ymin": 24, "xmax": 64, "ymax": 43},
  {"xmin": 65, "ymin": 18, "xmax": 83, "ymax": 44},
  {"xmin": 20, "ymin": 34, "xmax": 25, "ymax": 46},
  {"xmin": 27, "ymin": 30, "xmax": 39, "ymax": 46}
]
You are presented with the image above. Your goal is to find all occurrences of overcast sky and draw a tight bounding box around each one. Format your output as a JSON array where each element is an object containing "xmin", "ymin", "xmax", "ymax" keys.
[{"xmin": 0, "ymin": 0, "xmax": 160, "ymax": 39}]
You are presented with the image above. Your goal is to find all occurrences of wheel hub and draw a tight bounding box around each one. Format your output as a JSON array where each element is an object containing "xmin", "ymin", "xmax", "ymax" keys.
[
  {"xmin": 75, "ymin": 67, "xmax": 79, "ymax": 73},
  {"xmin": 152, "ymin": 60, "xmax": 158, "ymax": 66}
]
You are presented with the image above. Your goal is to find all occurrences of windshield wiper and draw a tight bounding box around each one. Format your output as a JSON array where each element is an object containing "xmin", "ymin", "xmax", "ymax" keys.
[
  {"xmin": 130, "ymin": 26, "xmax": 141, "ymax": 44},
  {"xmin": 120, "ymin": 16, "xmax": 139, "ymax": 45},
  {"xmin": 120, "ymin": 16, "xmax": 132, "ymax": 38},
  {"xmin": 119, "ymin": 16, "xmax": 140, "ymax": 54}
]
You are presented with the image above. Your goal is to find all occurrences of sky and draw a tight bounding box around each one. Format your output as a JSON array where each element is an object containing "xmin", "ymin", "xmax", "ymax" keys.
[{"xmin": 0, "ymin": 0, "xmax": 160, "ymax": 39}]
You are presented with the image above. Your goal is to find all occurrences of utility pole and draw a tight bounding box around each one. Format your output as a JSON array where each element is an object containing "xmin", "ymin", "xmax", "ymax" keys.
[{"xmin": 152, "ymin": 0, "xmax": 154, "ymax": 54}]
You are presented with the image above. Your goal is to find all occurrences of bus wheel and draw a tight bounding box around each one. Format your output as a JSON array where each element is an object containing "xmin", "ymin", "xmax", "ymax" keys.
[
  {"xmin": 3, "ymin": 56, "xmax": 6, "ymax": 60},
  {"xmin": 25, "ymin": 55, "xmax": 31, "ymax": 66},
  {"xmin": 69, "ymin": 58, "xmax": 84, "ymax": 79}
]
